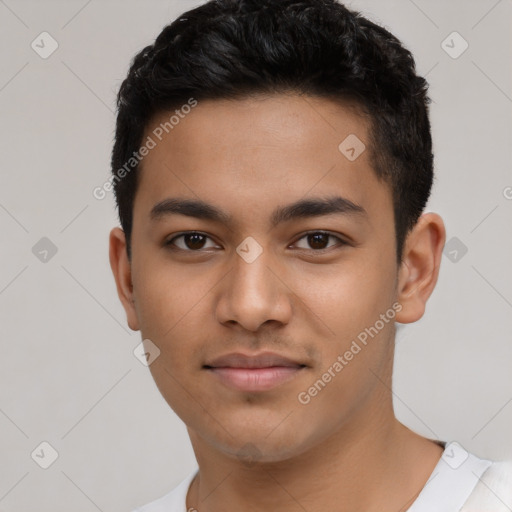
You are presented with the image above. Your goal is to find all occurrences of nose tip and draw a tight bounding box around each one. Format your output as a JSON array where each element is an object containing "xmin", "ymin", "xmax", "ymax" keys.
[{"xmin": 214, "ymin": 252, "xmax": 292, "ymax": 332}]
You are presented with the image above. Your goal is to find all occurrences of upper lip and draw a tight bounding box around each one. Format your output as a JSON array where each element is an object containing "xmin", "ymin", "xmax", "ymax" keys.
[{"xmin": 204, "ymin": 352, "xmax": 306, "ymax": 369}]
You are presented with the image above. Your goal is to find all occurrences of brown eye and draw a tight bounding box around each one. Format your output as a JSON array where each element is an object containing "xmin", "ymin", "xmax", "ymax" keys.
[
  {"xmin": 308, "ymin": 233, "xmax": 330, "ymax": 250},
  {"xmin": 293, "ymin": 231, "xmax": 345, "ymax": 251},
  {"xmin": 166, "ymin": 232, "xmax": 218, "ymax": 251}
]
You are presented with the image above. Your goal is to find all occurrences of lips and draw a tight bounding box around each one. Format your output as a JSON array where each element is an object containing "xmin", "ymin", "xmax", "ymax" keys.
[
  {"xmin": 204, "ymin": 352, "xmax": 306, "ymax": 369},
  {"xmin": 204, "ymin": 352, "xmax": 307, "ymax": 392}
]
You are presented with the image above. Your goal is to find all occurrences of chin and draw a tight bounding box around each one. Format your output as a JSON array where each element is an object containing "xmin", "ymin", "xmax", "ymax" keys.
[{"xmin": 205, "ymin": 421, "xmax": 315, "ymax": 465}]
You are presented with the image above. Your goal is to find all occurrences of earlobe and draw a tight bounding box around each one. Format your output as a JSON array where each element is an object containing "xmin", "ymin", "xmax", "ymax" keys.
[
  {"xmin": 109, "ymin": 227, "xmax": 140, "ymax": 331},
  {"xmin": 395, "ymin": 213, "xmax": 446, "ymax": 324}
]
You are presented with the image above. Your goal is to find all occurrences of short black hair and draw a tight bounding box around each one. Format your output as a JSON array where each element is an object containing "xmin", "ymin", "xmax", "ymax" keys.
[{"xmin": 111, "ymin": 0, "xmax": 433, "ymax": 263}]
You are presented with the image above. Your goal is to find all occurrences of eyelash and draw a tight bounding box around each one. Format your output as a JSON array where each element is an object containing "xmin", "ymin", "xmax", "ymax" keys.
[{"xmin": 164, "ymin": 231, "xmax": 348, "ymax": 253}]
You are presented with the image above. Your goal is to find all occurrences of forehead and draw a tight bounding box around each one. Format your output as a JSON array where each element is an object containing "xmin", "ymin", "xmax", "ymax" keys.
[
  {"xmin": 144, "ymin": 93, "xmax": 369, "ymax": 163},
  {"xmin": 133, "ymin": 94, "xmax": 391, "ymax": 229}
]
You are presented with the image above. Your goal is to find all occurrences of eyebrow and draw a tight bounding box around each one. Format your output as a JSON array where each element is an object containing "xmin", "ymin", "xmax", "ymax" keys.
[{"xmin": 150, "ymin": 196, "xmax": 367, "ymax": 228}]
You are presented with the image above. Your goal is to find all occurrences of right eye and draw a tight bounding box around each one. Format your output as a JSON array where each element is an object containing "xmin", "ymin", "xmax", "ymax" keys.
[{"xmin": 165, "ymin": 231, "xmax": 221, "ymax": 252}]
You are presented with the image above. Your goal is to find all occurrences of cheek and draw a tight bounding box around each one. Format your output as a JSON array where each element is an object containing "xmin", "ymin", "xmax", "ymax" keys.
[
  {"xmin": 292, "ymin": 258, "xmax": 396, "ymax": 338},
  {"xmin": 291, "ymin": 258, "xmax": 398, "ymax": 398},
  {"xmin": 132, "ymin": 255, "xmax": 213, "ymax": 339}
]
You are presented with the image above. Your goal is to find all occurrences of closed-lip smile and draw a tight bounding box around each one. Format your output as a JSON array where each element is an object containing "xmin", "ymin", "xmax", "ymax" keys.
[{"xmin": 204, "ymin": 351, "xmax": 307, "ymax": 392}]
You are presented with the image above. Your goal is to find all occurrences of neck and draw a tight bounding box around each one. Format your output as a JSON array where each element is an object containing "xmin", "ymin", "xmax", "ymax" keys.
[{"xmin": 186, "ymin": 397, "xmax": 443, "ymax": 512}]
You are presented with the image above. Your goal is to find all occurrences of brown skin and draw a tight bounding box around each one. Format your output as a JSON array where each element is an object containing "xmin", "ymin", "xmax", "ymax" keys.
[{"xmin": 110, "ymin": 93, "xmax": 446, "ymax": 511}]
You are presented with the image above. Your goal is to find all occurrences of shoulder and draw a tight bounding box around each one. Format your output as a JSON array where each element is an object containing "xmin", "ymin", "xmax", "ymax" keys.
[
  {"xmin": 460, "ymin": 460, "xmax": 512, "ymax": 511},
  {"xmin": 131, "ymin": 468, "xmax": 198, "ymax": 512}
]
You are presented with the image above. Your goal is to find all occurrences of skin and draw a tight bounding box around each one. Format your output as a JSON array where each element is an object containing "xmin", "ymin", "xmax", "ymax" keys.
[{"xmin": 110, "ymin": 93, "xmax": 446, "ymax": 512}]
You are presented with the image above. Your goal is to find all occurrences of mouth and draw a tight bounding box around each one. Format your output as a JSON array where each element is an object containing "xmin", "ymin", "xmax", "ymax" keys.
[{"xmin": 203, "ymin": 352, "xmax": 307, "ymax": 392}]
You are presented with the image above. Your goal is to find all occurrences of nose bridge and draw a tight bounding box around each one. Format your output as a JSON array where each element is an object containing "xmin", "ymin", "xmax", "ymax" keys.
[
  {"xmin": 215, "ymin": 240, "xmax": 291, "ymax": 331},
  {"xmin": 233, "ymin": 247, "xmax": 273, "ymax": 297}
]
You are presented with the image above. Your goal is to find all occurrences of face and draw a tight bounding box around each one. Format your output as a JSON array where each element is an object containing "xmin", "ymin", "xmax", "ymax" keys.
[{"xmin": 112, "ymin": 93, "xmax": 412, "ymax": 464}]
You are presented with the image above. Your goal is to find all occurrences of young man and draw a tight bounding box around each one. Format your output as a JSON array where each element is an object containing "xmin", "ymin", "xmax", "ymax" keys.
[{"xmin": 108, "ymin": 1, "xmax": 512, "ymax": 510}]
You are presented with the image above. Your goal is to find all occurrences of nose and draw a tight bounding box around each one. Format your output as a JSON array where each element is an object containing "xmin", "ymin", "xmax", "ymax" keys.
[{"xmin": 214, "ymin": 246, "xmax": 293, "ymax": 333}]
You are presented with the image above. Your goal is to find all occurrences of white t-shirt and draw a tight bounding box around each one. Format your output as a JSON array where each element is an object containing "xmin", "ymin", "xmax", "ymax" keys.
[{"xmin": 132, "ymin": 441, "xmax": 512, "ymax": 512}]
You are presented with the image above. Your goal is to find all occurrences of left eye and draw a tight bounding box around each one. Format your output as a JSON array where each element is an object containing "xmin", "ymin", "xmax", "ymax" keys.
[{"xmin": 293, "ymin": 231, "xmax": 345, "ymax": 251}]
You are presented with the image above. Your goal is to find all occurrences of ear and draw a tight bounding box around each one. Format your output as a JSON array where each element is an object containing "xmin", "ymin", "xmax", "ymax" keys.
[
  {"xmin": 109, "ymin": 227, "xmax": 140, "ymax": 331},
  {"xmin": 395, "ymin": 212, "xmax": 446, "ymax": 324}
]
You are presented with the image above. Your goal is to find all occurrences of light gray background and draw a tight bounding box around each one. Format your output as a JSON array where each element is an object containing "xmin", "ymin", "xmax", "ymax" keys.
[{"xmin": 0, "ymin": 0, "xmax": 511, "ymax": 510}]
